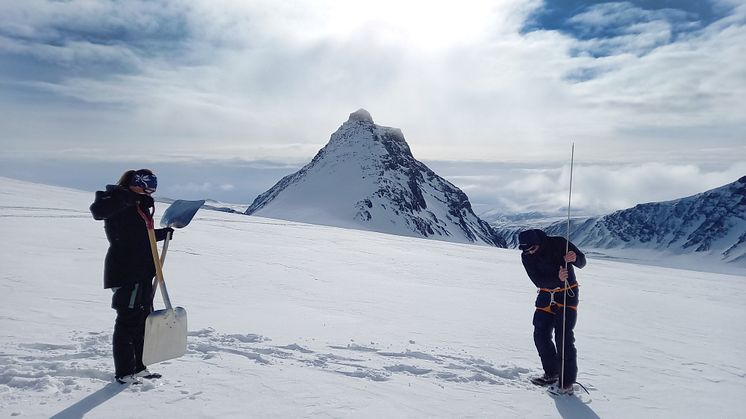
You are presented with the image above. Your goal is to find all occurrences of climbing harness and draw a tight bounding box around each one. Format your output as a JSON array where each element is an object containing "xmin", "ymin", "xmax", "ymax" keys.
[{"xmin": 536, "ymin": 283, "xmax": 578, "ymax": 313}]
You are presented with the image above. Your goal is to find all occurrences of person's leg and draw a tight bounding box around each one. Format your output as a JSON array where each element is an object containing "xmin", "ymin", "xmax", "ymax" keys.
[
  {"xmin": 133, "ymin": 306, "xmax": 148, "ymax": 373},
  {"xmin": 553, "ymin": 307, "xmax": 578, "ymax": 388},
  {"xmin": 132, "ymin": 279, "xmax": 152, "ymax": 374},
  {"xmin": 533, "ymin": 309, "xmax": 558, "ymax": 377},
  {"xmin": 113, "ymin": 308, "xmax": 141, "ymax": 378}
]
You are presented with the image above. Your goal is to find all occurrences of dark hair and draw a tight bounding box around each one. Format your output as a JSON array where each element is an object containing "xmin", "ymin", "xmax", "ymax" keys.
[{"xmin": 117, "ymin": 169, "xmax": 154, "ymax": 187}]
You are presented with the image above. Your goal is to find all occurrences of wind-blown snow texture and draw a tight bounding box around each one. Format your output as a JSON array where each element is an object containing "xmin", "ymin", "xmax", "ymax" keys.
[
  {"xmin": 246, "ymin": 109, "xmax": 505, "ymax": 247},
  {"xmin": 495, "ymin": 176, "xmax": 746, "ymax": 271},
  {"xmin": 2, "ymin": 176, "xmax": 746, "ymax": 418}
]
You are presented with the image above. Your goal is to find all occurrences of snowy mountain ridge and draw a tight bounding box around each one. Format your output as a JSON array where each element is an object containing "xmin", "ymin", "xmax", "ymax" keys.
[
  {"xmin": 496, "ymin": 176, "xmax": 746, "ymax": 266},
  {"xmin": 246, "ymin": 109, "xmax": 505, "ymax": 247}
]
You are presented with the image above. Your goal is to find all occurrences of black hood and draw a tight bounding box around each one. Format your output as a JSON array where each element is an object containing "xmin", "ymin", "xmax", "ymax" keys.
[{"xmin": 518, "ymin": 229, "xmax": 547, "ymax": 250}]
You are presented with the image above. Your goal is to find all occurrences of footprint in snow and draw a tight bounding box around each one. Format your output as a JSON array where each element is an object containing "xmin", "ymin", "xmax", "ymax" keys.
[{"xmin": 189, "ymin": 328, "xmax": 535, "ymax": 387}]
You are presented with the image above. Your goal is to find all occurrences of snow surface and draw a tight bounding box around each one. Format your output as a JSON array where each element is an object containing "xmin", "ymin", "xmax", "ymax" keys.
[{"xmin": 1, "ymin": 176, "xmax": 745, "ymax": 418}]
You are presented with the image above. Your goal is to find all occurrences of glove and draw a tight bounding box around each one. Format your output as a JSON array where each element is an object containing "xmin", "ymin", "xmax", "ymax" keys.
[
  {"xmin": 120, "ymin": 189, "xmax": 153, "ymax": 208},
  {"xmin": 163, "ymin": 227, "xmax": 174, "ymax": 240},
  {"xmin": 136, "ymin": 194, "xmax": 155, "ymax": 208}
]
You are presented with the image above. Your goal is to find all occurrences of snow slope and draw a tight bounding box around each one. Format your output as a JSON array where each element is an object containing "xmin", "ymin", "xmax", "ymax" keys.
[
  {"xmin": 246, "ymin": 109, "xmax": 504, "ymax": 247},
  {"xmin": 1, "ymin": 177, "xmax": 745, "ymax": 418}
]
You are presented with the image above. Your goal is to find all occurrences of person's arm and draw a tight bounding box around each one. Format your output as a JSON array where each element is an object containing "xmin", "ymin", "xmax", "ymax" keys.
[
  {"xmin": 90, "ymin": 188, "xmax": 133, "ymax": 220},
  {"xmin": 564, "ymin": 241, "xmax": 586, "ymax": 269},
  {"xmin": 522, "ymin": 258, "xmax": 541, "ymax": 283},
  {"xmin": 522, "ymin": 256, "xmax": 557, "ymax": 286}
]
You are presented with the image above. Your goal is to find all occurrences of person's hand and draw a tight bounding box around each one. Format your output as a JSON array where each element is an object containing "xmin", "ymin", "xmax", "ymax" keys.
[
  {"xmin": 559, "ymin": 267, "xmax": 568, "ymax": 282},
  {"xmin": 564, "ymin": 251, "xmax": 576, "ymax": 264},
  {"xmin": 163, "ymin": 227, "xmax": 174, "ymax": 240}
]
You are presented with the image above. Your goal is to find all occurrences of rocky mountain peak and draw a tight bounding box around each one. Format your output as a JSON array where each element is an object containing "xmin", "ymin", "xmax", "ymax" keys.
[
  {"xmin": 245, "ymin": 110, "xmax": 506, "ymax": 247},
  {"xmin": 347, "ymin": 108, "xmax": 374, "ymax": 124}
]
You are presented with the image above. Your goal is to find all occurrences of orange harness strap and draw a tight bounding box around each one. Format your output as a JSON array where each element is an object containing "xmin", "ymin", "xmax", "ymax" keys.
[
  {"xmin": 536, "ymin": 303, "xmax": 577, "ymax": 314},
  {"xmin": 538, "ymin": 283, "xmax": 578, "ymax": 293}
]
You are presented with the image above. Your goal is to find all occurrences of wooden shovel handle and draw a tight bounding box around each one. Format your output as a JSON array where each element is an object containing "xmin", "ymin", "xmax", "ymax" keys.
[{"xmin": 137, "ymin": 204, "xmax": 173, "ymax": 310}]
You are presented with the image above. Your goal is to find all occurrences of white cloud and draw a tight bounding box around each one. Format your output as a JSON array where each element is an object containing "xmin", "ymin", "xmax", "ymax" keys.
[
  {"xmin": 0, "ymin": 0, "xmax": 744, "ymax": 169},
  {"xmin": 447, "ymin": 161, "xmax": 746, "ymax": 216},
  {"xmin": 568, "ymin": 162, "xmax": 746, "ymax": 214},
  {"xmin": 172, "ymin": 182, "xmax": 214, "ymax": 193}
]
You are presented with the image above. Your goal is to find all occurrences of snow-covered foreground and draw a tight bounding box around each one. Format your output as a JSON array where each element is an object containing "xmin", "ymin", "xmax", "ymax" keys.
[{"xmin": 1, "ymin": 177, "xmax": 744, "ymax": 418}]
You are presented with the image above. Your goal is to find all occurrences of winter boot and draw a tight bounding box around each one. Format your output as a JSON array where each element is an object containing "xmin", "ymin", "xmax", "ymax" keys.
[
  {"xmin": 134, "ymin": 368, "xmax": 162, "ymax": 379},
  {"xmin": 548, "ymin": 382, "xmax": 575, "ymax": 395},
  {"xmin": 115, "ymin": 374, "xmax": 142, "ymax": 385},
  {"xmin": 530, "ymin": 373, "xmax": 558, "ymax": 386}
]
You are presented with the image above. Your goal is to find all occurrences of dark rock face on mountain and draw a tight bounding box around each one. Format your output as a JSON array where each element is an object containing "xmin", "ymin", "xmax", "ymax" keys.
[
  {"xmin": 499, "ymin": 177, "xmax": 746, "ymax": 263},
  {"xmin": 246, "ymin": 109, "xmax": 506, "ymax": 247}
]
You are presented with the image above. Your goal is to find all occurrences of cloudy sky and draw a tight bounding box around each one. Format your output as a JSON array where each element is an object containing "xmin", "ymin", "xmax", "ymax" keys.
[{"xmin": 1, "ymin": 0, "xmax": 744, "ymax": 215}]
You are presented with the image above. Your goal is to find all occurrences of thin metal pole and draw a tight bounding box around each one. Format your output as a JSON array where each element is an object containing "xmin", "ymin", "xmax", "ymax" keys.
[
  {"xmin": 560, "ymin": 143, "xmax": 574, "ymax": 389},
  {"xmin": 565, "ymin": 143, "xmax": 574, "ymax": 262}
]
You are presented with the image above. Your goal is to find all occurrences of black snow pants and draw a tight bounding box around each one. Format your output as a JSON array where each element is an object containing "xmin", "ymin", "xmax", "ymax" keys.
[
  {"xmin": 533, "ymin": 303, "xmax": 578, "ymax": 387},
  {"xmin": 111, "ymin": 280, "xmax": 153, "ymax": 378}
]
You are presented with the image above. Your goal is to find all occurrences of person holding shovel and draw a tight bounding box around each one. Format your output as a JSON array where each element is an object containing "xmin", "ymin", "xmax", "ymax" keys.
[{"xmin": 90, "ymin": 169, "xmax": 173, "ymax": 384}]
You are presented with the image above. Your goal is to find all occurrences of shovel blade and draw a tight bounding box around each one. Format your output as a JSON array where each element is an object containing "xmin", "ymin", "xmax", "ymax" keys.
[
  {"xmin": 160, "ymin": 200, "xmax": 205, "ymax": 228},
  {"xmin": 142, "ymin": 307, "xmax": 188, "ymax": 365}
]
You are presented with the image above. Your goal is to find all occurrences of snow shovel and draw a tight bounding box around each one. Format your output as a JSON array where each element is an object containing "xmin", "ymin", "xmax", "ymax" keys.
[
  {"xmin": 135, "ymin": 201, "xmax": 201, "ymax": 366},
  {"xmin": 157, "ymin": 199, "xmax": 205, "ymax": 265}
]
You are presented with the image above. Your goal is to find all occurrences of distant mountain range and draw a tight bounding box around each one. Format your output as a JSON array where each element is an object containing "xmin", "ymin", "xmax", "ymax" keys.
[
  {"xmin": 495, "ymin": 176, "xmax": 746, "ymax": 264},
  {"xmin": 246, "ymin": 109, "xmax": 506, "ymax": 247},
  {"xmin": 233, "ymin": 109, "xmax": 744, "ymax": 264}
]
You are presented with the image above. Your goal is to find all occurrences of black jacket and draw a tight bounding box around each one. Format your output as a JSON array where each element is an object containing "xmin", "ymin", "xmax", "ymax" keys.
[
  {"xmin": 90, "ymin": 185, "xmax": 169, "ymax": 289},
  {"xmin": 521, "ymin": 230, "xmax": 586, "ymax": 290}
]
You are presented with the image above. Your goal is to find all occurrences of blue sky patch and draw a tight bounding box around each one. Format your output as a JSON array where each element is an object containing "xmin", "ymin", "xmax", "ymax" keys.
[
  {"xmin": 0, "ymin": 2, "xmax": 192, "ymax": 87},
  {"xmin": 523, "ymin": 0, "xmax": 731, "ymax": 57}
]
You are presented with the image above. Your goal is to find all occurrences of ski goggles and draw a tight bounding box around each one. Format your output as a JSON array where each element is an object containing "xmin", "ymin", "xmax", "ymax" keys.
[
  {"xmin": 521, "ymin": 244, "xmax": 540, "ymax": 255},
  {"xmin": 131, "ymin": 172, "xmax": 158, "ymax": 194}
]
